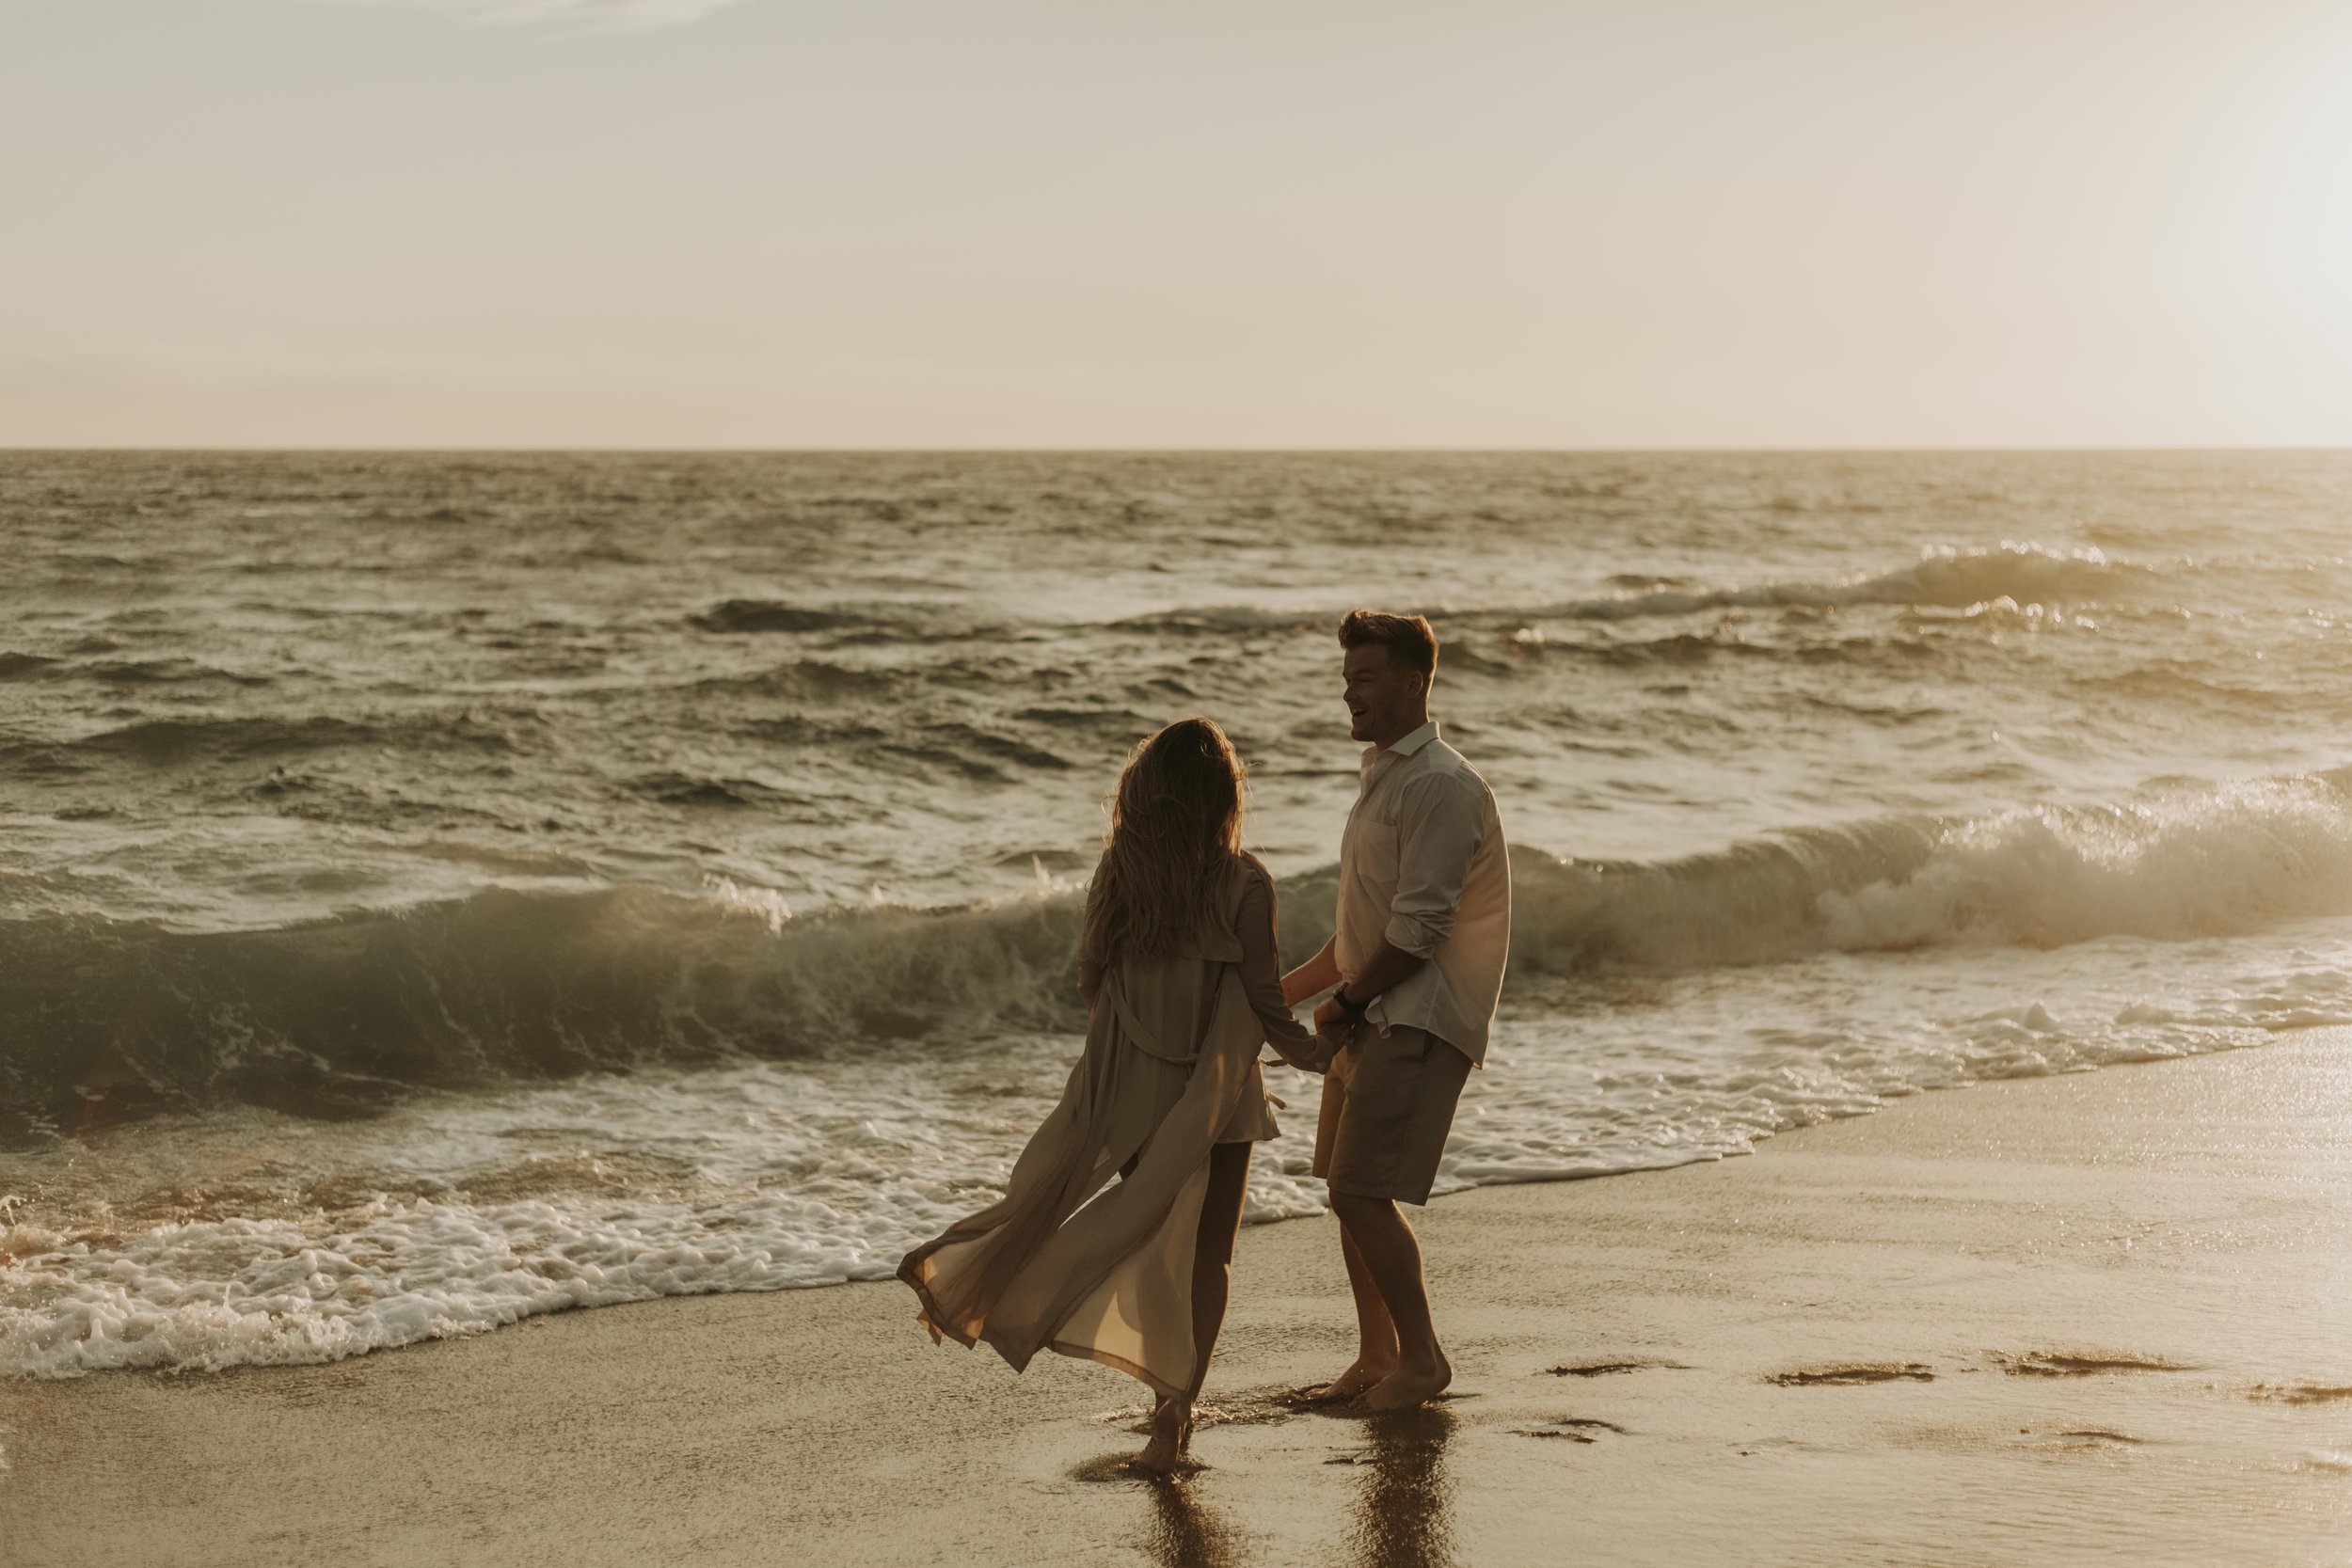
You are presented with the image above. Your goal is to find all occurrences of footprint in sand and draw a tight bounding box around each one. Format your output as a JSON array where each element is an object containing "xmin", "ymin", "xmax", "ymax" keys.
[
  {"xmin": 2013, "ymin": 1429, "xmax": 2145, "ymax": 1452},
  {"xmin": 1994, "ymin": 1351, "xmax": 2186, "ymax": 1378},
  {"xmin": 1515, "ymin": 1418, "xmax": 1629, "ymax": 1444},
  {"xmin": 1767, "ymin": 1362, "xmax": 1935, "ymax": 1386},
  {"xmin": 1544, "ymin": 1358, "xmax": 1691, "ymax": 1379},
  {"xmin": 2249, "ymin": 1383, "xmax": 2352, "ymax": 1405}
]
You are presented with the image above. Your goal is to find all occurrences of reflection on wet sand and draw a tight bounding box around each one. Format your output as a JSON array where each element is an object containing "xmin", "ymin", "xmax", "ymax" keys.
[
  {"xmin": 1123, "ymin": 1402, "xmax": 1460, "ymax": 1568},
  {"xmin": 1344, "ymin": 1406, "xmax": 1460, "ymax": 1568},
  {"xmin": 1138, "ymin": 1475, "xmax": 1252, "ymax": 1568}
]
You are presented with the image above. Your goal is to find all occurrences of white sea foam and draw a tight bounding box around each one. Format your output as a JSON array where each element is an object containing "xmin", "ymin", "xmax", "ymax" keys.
[
  {"xmin": 9, "ymin": 910, "xmax": 2352, "ymax": 1378},
  {"xmin": 0, "ymin": 1051, "xmax": 1329, "ymax": 1379}
]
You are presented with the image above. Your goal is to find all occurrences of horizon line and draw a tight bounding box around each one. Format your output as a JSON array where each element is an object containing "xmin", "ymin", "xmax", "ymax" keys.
[{"xmin": 8, "ymin": 443, "xmax": 2351, "ymax": 457}]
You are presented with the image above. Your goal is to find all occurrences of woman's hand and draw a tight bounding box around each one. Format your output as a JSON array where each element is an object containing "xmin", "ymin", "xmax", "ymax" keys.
[
  {"xmin": 1279, "ymin": 1034, "xmax": 1336, "ymax": 1071},
  {"xmin": 1311, "ymin": 994, "xmax": 1356, "ymax": 1053},
  {"xmin": 1266, "ymin": 1032, "xmax": 1337, "ymax": 1075}
]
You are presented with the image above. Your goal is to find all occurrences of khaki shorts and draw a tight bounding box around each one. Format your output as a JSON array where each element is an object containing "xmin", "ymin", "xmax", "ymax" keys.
[{"xmin": 1311, "ymin": 1024, "xmax": 1471, "ymax": 1207}]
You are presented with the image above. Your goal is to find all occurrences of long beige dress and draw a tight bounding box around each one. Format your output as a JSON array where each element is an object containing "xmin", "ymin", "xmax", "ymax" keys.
[{"xmin": 898, "ymin": 851, "xmax": 1321, "ymax": 1398}]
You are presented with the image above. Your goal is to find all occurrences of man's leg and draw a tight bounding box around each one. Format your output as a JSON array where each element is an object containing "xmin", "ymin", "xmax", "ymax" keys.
[
  {"xmin": 1308, "ymin": 1025, "xmax": 1470, "ymax": 1404},
  {"xmin": 1329, "ymin": 1191, "xmax": 1451, "ymax": 1409},
  {"xmin": 1309, "ymin": 1038, "xmax": 1397, "ymax": 1398},
  {"xmin": 1317, "ymin": 1212, "xmax": 1400, "ymax": 1399}
]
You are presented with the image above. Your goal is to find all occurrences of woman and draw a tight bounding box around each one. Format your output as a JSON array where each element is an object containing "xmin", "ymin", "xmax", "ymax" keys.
[{"xmin": 898, "ymin": 717, "xmax": 1326, "ymax": 1471}]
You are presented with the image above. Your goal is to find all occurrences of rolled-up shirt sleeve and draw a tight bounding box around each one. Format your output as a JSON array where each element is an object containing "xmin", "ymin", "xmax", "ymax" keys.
[{"xmin": 1384, "ymin": 771, "xmax": 1484, "ymax": 958}]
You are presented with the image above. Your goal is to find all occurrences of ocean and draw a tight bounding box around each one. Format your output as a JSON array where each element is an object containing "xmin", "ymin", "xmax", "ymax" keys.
[{"xmin": 6, "ymin": 448, "xmax": 2352, "ymax": 1379}]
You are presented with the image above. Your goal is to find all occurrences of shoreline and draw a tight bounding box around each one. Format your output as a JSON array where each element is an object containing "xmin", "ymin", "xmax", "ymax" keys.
[{"xmin": 10, "ymin": 1030, "xmax": 2352, "ymax": 1565}]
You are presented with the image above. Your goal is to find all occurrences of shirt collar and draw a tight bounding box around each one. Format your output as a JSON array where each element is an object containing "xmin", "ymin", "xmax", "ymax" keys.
[{"xmin": 1360, "ymin": 720, "xmax": 1440, "ymax": 770}]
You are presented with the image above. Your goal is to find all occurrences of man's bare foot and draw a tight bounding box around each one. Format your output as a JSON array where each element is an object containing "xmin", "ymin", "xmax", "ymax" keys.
[
  {"xmin": 1363, "ymin": 1353, "xmax": 1452, "ymax": 1411},
  {"xmin": 1133, "ymin": 1396, "xmax": 1197, "ymax": 1474},
  {"xmin": 1303, "ymin": 1356, "xmax": 1396, "ymax": 1403}
]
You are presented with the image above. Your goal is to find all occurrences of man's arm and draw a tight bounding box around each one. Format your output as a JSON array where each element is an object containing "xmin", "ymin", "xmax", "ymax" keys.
[
  {"xmin": 1310, "ymin": 939, "xmax": 1424, "ymax": 1039},
  {"xmin": 1281, "ymin": 937, "xmax": 1343, "ymax": 1007},
  {"xmin": 1314, "ymin": 771, "xmax": 1481, "ymax": 1039}
]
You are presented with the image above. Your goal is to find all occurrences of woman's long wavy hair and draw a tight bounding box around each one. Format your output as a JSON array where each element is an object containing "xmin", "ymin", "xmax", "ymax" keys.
[{"xmin": 1087, "ymin": 717, "xmax": 1247, "ymax": 966}]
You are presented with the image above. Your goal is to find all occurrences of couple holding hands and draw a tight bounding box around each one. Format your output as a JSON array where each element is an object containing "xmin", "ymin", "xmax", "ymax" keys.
[{"xmin": 899, "ymin": 610, "xmax": 1511, "ymax": 1471}]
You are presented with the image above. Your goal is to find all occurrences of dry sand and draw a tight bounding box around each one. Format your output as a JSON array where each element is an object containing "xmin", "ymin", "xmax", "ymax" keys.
[{"xmin": 9, "ymin": 1030, "xmax": 2352, "ymax": 1567}]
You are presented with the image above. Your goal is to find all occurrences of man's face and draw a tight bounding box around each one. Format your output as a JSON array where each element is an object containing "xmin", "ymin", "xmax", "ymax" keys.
[{"xmin": 1342, "ymin": 642, "xmax": 1423, "ymax": 744}]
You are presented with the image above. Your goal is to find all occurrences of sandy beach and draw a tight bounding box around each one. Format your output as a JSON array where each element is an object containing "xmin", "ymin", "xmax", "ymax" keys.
[{"xmin": 10, "ymin": 1029, "xmax": 2352, "ymax": 1567}]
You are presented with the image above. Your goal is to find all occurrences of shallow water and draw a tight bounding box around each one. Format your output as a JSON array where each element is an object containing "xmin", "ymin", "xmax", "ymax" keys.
[{"xmin": 7, "ymin": 449, "xmax": 2352, "ymax": 1376}]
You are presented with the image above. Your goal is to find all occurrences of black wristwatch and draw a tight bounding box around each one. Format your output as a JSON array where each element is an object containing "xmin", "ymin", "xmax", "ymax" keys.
[{"xmin": 1333, "ymin": 986, "xmax": 1371, "ymax": 1023}]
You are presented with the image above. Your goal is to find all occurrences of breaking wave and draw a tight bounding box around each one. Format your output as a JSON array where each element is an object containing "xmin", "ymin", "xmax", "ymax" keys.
[
  {"xmin": 10, "ymin": 769, "xmax": 2352, "ymax": 1138},
  {"xmin": 0, "ymin": 885, "xmax": 1086, "ymax": 1139},
  {"xmin": 1516, "ymin": 768, "xmax": 2352, "ymax": 973}
]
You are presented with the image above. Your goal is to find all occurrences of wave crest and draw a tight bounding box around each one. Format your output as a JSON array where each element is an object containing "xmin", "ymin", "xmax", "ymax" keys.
[
  {"xmin": 1538, "ymin": 542, "xmax": 2159, "ymax": 622},
  {"xmin": 0, "ymin": 886, "xmax": 1085, "ymax": 1138},
  {"xmin": 1134, "ymin": 544, "xmax": 2164, "ymax": 635},
  {"xmin": 1519, "ymin": 770, "xmax": 2352, "ymax": 972},
  {"xmin": 11, "ymin": 769, "xmax": 2352, "ymax": 1137}
]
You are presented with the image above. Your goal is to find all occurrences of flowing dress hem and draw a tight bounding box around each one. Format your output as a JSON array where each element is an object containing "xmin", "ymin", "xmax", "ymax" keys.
[
  {"xmin": 1046, "ymin": 1338, "xmax": 1184, "ymax": 1401},
  {"xmin": 898, "ymin": 1260, "xmax": 977, "ymax": 1351}
]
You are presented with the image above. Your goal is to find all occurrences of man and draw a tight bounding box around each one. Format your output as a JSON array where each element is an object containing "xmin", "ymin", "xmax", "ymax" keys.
[{"xmin": 1282, "ymin": 610, "xmax": 1511, "ymax": 1410}]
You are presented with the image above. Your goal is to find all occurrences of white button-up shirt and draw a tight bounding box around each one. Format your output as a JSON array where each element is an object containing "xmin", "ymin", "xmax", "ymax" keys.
[{"xmin": 1335, "ymin": 720, "xmax": 1511, "ymax": 1064}]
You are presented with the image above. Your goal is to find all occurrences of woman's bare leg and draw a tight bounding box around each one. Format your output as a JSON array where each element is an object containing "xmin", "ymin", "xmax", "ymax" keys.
[
  {"xmin": 1137, "ymin": 1142, "xmax": 1251, "ymax": 1472},
  {"xmin": 1187, "ymin": 1141, "xmax": 1253, "ymax": 1398}
]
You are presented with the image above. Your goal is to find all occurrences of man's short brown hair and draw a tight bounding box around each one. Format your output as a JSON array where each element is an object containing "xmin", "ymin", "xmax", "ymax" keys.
[{"xmin": 1338, "ymin": 610, "xmax": 1438, "ymax": 687}]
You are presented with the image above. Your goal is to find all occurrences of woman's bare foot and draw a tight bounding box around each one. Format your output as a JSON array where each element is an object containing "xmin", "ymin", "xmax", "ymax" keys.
[
  {"xmin": 1363, "ymin": 1352, "xmax": 1452, "ymax": 1411},
  {"xmin": 1134, "ymin": 1395, "xmax": 1197, "ymax": 1474}
]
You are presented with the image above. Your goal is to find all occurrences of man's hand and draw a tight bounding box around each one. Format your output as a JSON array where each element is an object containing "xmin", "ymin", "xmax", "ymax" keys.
[
  {"xmin": 1310, "ymin": 939, "xmax": 1431, "ymax": 1053},
  {"xmin": 1312, "ymin": 993, "xmax": 1356, "ymax": 1052}
]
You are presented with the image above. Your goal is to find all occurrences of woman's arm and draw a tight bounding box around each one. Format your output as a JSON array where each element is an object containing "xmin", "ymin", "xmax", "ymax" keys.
[
  {"xmin": 1280, "ymin": 936, "xmax": 1342, "ymax": 1007},
  {"xmin": 1077, "ymin": 854, "xmax": 1110, "ymax": 1014},
  {"xmin": 1239, "ymin": 868, "xmax": 1329, "ymax": 1072}
]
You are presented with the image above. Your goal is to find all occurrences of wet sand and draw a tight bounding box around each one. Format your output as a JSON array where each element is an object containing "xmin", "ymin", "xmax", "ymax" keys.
[{"xmin": 9, "ymin": 1029, "xmax": 2352, "ymax": 1567}]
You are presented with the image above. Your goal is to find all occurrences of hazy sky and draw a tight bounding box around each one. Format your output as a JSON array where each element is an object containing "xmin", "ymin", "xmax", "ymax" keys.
[{"xmin": 5, "ymin": 0, "xmax": 2349, "ymax": 446}]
